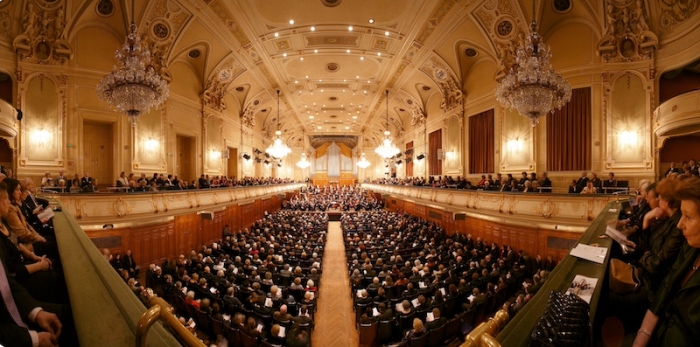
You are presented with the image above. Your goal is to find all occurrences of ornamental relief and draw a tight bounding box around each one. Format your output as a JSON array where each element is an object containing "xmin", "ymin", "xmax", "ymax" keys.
[
  {"xmin": 13, "ymin": 2, "xmax": 71, "ymax": 64},
  {"xmin": 598, "ymin": 0, "xmax": 658, "ymax": 62},
  {"xmin": 419, "ymin": 54, "xmax": 463, "ymax": 113},
  {"xmin": 658, "ymin": 0, "xmax": 700, "ymax": 34}
]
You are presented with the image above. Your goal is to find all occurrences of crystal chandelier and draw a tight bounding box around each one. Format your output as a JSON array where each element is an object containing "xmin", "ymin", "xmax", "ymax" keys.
[
  {"xmin": 296, "ymin": 153, "xmax": 311, "ymax": 169},
  {"xmin": 266, "ymin": 90, "xmax": 291, "ymax": 159},
  {"xmin": 357, "ymin": 153, "xmax": 371, "ymax": 169},
  {"xmin": 97, "ymin": 22, "xmax": 169, "ymax": 126},
  {"xmin": 375, "ymin": 90, "xmax": 401, "ymax": 159},
  {"xmin": 495, "ymin": 21, "xmax": 571, "ymax": 127}
]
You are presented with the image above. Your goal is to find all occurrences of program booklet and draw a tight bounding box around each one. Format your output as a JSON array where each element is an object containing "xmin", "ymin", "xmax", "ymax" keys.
[{"xmin": 566, "ymin": 275, "xmax": 598, "ymax": 304}]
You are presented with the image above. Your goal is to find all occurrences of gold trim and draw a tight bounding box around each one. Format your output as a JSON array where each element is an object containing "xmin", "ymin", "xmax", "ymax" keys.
[
  {"xmin": 136, "ymin": 296, "xmax": 207, "ymax": 347},
  {"xmin": 461, "ymin": 309, "xmax": 509, "ymax": 347}
]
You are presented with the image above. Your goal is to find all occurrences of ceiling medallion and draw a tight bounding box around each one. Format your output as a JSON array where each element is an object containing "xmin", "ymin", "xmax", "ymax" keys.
[
  {"xmin": 465, "ymin": 48, "xmax": 478, "ymax": 58},
  {"xmin": 320, "ymin": 0, "xmax": 342, "ymax": 8},
  {"xmin": 328, "ymin": 96, "xmax": 338, "ymax": 101},
  {"xmin": 96, "ymin": 0, "xmax": 114, "ymax": 17},
  {"xmin": 325, "ymin": 62, "xmax": 340, "ymax": 72},
  {"xmin": 152, "ymin": 22, "xmax": 169, "ymax": 40},
  {"xmin": 553, "ymin": 0, "xmax": 572, "ymax": 14},
  {"xmin": 187, "ymin": 49, "xmax": 201, "ymax": 59},
  {"xmin": 497, "ymin": 20, "xmax": 513, "ymax": 37}
]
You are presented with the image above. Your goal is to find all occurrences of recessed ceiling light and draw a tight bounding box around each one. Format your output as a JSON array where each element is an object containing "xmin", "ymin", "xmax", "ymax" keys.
[
  {"xmin": 368, "ymin": 19, "xmax": 375, "ymax": 24},
  {"xmin": 289, "ymin": 19, "xmax": 295, "ymax": 25},
  {"xmin": 309, "ymin": 116, "xmax": 314, "ymax": 119},
  {"xmin": 314, "ymin": 49, "xmax": 318, "ymax": 53},
  {"xmin": 360, "ymin": 56, "xmax": 364, "ymax": 60},
  {"xmin": 295, "ymin": 80, "xmax": 298, "ymax": 83},
  {"xmin": 300, "ymin": 57, "xmax": 304, "ymax": 61},
  {"xmin": 318, "ymin": 126, "xmax": 322, "ymax": 129},
  {"xmin": 346, "ymin": 49, "xmax": 351, "ymax": 53},
  {"xmin": 310, "ymin": 26, "xmax": 316, "ymax": 31},
  {"xmin": 305, "ymin": 75, "xmax": 309, "ymax": 79},
  {"xmin": 385, "ymin": 31, "xmax": 390, "ymax": 36},
  {"xmin": 283, "ymin": 53, "xmax": 287, "ymax": 57},
  {"xmin": 356, "ymin": 75, "xmax": 360, "ymax": 78},
  {"xmin": 348, "ymin": 26, "xmax": 353, "ymax": 31},
  {"xmin": 274, "ymin": 32, "xmax": 279, "ymax": 37},
  {"xmin": 345, "ymin": 126, "xmax": 350, "ymax": 129},
  {"xmin": 377, "ymin": 52, "xmax": 382, "ymax": 56},
  {"xmin": 321, "ymin": 89, "xmax": 324, "ymax": 92},
  {"xmin": 323, "ymin": 105, "xmax": 326, "ymax": 107},
  {"xmin": 319, "ymin": 79, "xmax": 322, "ymax": 82},
  {"xmin": 352, "ymin": 116, "xmax": 358, "ymax": 119}
]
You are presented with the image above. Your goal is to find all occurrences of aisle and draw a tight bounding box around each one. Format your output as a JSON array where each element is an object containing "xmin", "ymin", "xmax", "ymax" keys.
[{"xmin": 312, "ymin": 221, "xmax": 358, "ymax": 346}]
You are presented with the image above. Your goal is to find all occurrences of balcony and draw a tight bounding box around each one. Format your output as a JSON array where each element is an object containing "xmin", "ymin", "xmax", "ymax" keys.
[{"xmin": 654, "ymin": 89, "xmax": 700, "ymax": 139}]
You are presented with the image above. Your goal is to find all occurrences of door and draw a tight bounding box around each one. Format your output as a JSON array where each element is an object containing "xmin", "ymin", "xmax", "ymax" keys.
[
  {"xmin": 83, "ymin": 121, "xmax": 113, "ymax": 187},
  {"xmin": 227, "ymin": 147, "xmax": 238, "ymax": 180},
  {"xmin": 176, "ymin": 135, "xmax": 195, "ymax": 183}
]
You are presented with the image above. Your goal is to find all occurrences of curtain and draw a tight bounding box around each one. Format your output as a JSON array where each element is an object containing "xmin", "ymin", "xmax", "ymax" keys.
[
  {"xmin": 546, "ymin": 87, "xmax": 591, "ymax": 171},
  {"xmin": 406, "ymin": 141, "xmax": 414, "ymax": 177},
  {"xmin": 429, "ymin": 129, "xmax": 442, "ymax": 176},
  {"xmin": 468, "ymin": 109, "xmax": 495, "ymax": 174}
]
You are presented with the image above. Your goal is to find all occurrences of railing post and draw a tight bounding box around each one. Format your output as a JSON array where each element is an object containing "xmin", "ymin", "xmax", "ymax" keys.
[{"xmin": 135, "ymin": 305, "xmax": 162, "ymax": 347}]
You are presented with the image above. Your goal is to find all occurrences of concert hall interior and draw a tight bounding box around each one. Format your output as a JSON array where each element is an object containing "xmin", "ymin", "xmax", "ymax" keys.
[{"xmin": 0, "ymin": 0, "xmax": 700, "ymax": 346}]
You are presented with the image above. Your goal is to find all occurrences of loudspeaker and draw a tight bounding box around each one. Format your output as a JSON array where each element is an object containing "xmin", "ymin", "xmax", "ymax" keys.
[
  {"xmin": 437, "ymin": 149, "xmax": 444, "ymax": 160},
  {"xmin": 16, "ymin": 109, "xmax": 23, "ymax": 121},
  {"xmin": 395, "ymin": 160, "xmax": 402, "ymax": 165},
  {"xmin": 242, "ymin": 153, "xmax": 251, "ymax": 160},
  {"xmin": 200, "ymin": 211, "xmax": 213, "ymax": 220},
  {"xmin": 416, "ymin": 153, "xmax": 425, "ymax": 160},
  {"xmin": 454, "ymin": 213, "xmax": 466, "ymax": 221}
]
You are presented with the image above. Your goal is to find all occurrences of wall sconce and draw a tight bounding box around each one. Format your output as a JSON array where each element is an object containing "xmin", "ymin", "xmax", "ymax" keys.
[
  {"xmin": 32, "ymin": 128, "xmax": 51, "ymax": 148},
  {"xmin": 209, "ymin": 149, "xmax": 222, "ymax": 160},
  {"xmin": 445, "ymin": 149, "xmax": 456, "ymax": 160},
  {"xmin": 507, "ymin": 137, "xmax": 523, "ymax": 154},
  {"xmin": 619, "ymin": 130, "xmax": 638, "ymax": 148},
  {"xmin": 144, "ymin": 138, "xmax": 159, "ymax": 152}
]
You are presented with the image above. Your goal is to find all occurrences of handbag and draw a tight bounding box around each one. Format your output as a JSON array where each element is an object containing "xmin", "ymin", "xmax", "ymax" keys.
[
  {"xmin": 608, "ymin": 258, "xmax": 640, "ymax": 294},
  {"xmin": 531, "ymin": 291, "xmax": 590, "ymax": 347}
]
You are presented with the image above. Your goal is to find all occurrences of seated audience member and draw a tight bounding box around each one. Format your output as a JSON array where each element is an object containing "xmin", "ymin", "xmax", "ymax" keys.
[
  {"xmin": 117, "ymin": 172, "xmax": 129, "ymax": 187},
  {"xmin": 41, "ymin": 172, "xmax": 53, "ymax": 188},
  {"xmin": 580, "ymin": 181, "xmax": 597, "ymax": 194},
  {"xmin": 539, "ymin": 172, "xmax": 552, "ymax": 189},
  {"xmin": 426, "ymin": 308, "xmax": 447, "ymax": 330},
  {"xmin": 405, "ymin": 318, "xmax": 427, "ymax": 339},
  {"xmin": 569, "ymin": 179, "xmax": 579, "ymax": 193},
  {"xmin": 122, "ymin": 249, "xmax": 140, "ymax": 278},
  {"xmin": 0, "ymin": 235, "xmax": 67, "ymax": 347},
  {"xmin": 0, "ymin": 182, "xmax": 65, "ymax": 304},
  {"xmin": 603, "ymin": 172, "xmax": 617, "ymax": 188},
  {"xmin": 590, "ymin": 172, "xmax": 603, "ymax": 190},
  {"xmin": 633, "ymin": 177, "xmax": 700, "ymax": 347},
  {"xmin": 576, "ymin": 171, "xmax": 589, "ymax": 192},
  {"xmin": 664, "ymin": 162, "xmax": 680, "ymax": 177},
  {"xmin": 273, "ymin": 304, "xmax": 293, "ymax": 322}
]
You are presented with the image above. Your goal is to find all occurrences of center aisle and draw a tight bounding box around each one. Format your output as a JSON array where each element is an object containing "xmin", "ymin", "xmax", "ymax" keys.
[{"xmin": 312, "ymin": 221, "xmax": 359, "ymax": 346}]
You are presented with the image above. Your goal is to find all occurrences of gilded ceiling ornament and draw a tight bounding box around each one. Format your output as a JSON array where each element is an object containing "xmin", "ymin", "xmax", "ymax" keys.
[
  {"xmin": 597, "ymin": 0, "xmax": 657, "ymax": 62},
  {"xmin": 13, "ymin": 3, "xmax": 71, "ymax": 64}
]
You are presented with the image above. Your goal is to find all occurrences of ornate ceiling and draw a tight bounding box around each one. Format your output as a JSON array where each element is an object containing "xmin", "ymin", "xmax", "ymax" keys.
[{"xmin": 1, "ymin": 0, "xmax": 699, "ymax": 146}]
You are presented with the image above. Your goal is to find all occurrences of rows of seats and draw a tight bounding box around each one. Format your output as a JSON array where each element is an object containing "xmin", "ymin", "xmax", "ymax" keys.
[
  {"xmin": 138, "ymin": 210, "xmax": 328, "ymax": 346},
  {"xmin": 342, "ymin": 210, "xmax": 553, "ymax": 347}
]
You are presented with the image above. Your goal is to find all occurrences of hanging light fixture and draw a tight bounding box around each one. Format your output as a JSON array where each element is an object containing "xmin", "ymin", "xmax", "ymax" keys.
[
  {"xmin": 97, "ymin": 1, "xmax": 169, "ymax": 126},
  {"xmin": 266, "ymin": 90, "xmax": 292, "ymax": 159},
  {"xmin": 357, "ymin": 152, "xmax": 371, "ymax": 169},
  {"xmin": 495, "ymin": 21, "xmax": 571, "ymax": 127},
  {"xmin": 374, "ymin": 90, "xmax": 400, "ymax": 159},
  {"xmin": 296, "ymin": 152, "xmax": 311, "ymax": 169}
]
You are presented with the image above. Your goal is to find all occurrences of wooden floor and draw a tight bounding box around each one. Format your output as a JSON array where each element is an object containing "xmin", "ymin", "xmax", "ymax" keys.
[{"xmin": 312, "ymin": 221, "xmax": 359, "ymax": 346}]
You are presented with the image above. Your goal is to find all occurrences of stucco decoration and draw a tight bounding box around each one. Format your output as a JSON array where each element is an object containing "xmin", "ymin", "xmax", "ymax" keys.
[
  {"xmin": 241, "ymin": 91, "xmax": 273, "ymax": 128},
  {"xmin": 394, "ymin": 90, "xmax": 425, "ymax": 128},
  {"xmin": 658, "ymin": 0, "xmax": 700, "ymax": 34},
  {"xmin": 598, "ymin": 0, "xmax": 658, "ymax": 62},
  {"xmin": 419, "ymin": 54, "xmax": 463, "ymax": 114},
  {"xmin": 13, "ymin": 2, "xmax": 72, "ymax": 64}
]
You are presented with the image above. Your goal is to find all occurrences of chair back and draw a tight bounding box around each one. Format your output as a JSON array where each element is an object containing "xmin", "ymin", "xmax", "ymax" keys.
[
  {"xmin": 194, "ymin": 309, "xmax": 211, "ymax": 335},
  {"xmin": 378, "ymin": 319, "xmax": 395, "ymax": 345},
  {"xmin": 398, "ymin": 311, "xmax": 416, "ymax": 333},
  {"xmin": 239, "ymin": 330, "xmax": 260, "ymax": 347},
  {"xmin": 427, "ymin": 323, "xmax": 446, "ymax": 346},
  {"xmin": 409, "ymin": 332, "xmax": 429, "ymax": 347},
  {"xmin": 210, "ymin": 317, "xmax": 224, "ymax": 337},
  {"xmin": 442, "ymin": 316, "xmax": 461, "ymax": 344},
  {"xmin": 359, "ymin": 321, "xmax": 378, "ymax": 347},
  {"xmin": 224, "ymin": 325, "xmax": 241, "ymax": 346}
]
